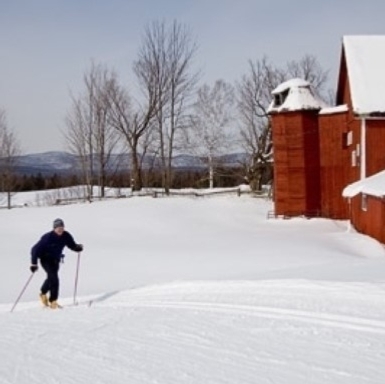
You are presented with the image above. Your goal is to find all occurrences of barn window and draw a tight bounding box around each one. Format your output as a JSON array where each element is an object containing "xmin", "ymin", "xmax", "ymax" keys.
[
  {"xmin": 347, "ymin": 131, "xmax": 353, "ymax": 146},
  {"xmin": 351, "ymin": 150, "xmax": 357, "ymax": 167},
  {"xmin": 274, "ymin": 94, "xmax": 281, "ymax": 106},
  {"xmin": 342, "ymin": 131, "xmax": 353, "ymax": 149},
  {"xmin": 274, "ymin": 89, "xmax": 290, "ymax": 107},
  {"xmin": 361, "ymin": 194, "xmax": 368, "ymax": 211}
]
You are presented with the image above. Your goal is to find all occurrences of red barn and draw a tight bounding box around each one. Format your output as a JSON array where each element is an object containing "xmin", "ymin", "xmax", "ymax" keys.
[{"xmin": 269, "ymin": 35, "xmax": 385, "ymax": 242}]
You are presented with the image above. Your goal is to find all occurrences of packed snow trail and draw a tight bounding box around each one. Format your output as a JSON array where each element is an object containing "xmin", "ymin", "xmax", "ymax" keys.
[
  {"xmin": 2, "ymin": 196, "xmax": 385, "ymax": 304},
  {"xmin": 1, "ymin": 280, "xmax": 385, "ymax": 384}
]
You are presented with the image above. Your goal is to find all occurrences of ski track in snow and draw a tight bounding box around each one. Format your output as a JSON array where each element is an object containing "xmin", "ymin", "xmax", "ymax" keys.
[
  {"xmin": 1, "ymin": 280, "xmax": 385, "ymax": 384},
  {"xmin": 110, "ymin": 300, "xmax": 385, "ymax": 335}
]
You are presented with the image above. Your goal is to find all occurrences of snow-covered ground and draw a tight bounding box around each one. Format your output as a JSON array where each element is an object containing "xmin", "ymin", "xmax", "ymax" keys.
[{"xmin": 1, "ymin": 191, "xmax": 385, "ymax": 383}]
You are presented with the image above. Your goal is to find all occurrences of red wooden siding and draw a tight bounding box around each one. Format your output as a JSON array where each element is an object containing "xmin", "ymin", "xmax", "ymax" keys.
[
  {"xmin": 366, "ymin": 120, "xmax": 385, "ymax": 177},
  {"xmin": 271, "ymin": 111, "xmax": 321, "ymax": 217},
  {"xmin": 318, "ymin": 112, "xmax": 356, "ymax": 219},
  {"xmin": 302, "ymin": 112, "xmax": 321, "ymax": 213},
  {"xmin": 336, "ymin": 47, "xmax": 350, "ymax": 107},
  {"xmin": 350, "ymin": 194, "xmax": 385, "ymax": 243}
]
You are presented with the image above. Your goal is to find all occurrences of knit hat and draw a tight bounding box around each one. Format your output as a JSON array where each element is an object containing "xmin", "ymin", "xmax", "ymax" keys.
[{"xmin": 53, "ymin": 218, "xmax": 65, "ymax": 229}]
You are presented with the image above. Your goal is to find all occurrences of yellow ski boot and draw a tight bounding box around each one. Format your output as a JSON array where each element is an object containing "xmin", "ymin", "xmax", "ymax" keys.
[
  {"xmin": 39, "ymin": 293, "xmax": 49, "ymax": 307},
  {"xmin": 49, "ymin": 301, "xmax": 62, "ymax": 309}
]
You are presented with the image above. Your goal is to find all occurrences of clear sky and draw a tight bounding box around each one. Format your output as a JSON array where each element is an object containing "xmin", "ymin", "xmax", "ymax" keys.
[{"xmin": 1, "ymin": 0, "xmax": 385, "ymax": 154}]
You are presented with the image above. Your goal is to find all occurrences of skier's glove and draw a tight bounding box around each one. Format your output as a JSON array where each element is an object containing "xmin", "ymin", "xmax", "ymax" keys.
[
  {"xmin": 30, "ymin": 265, "xmax": 38, "ymax": 273},
  {"xmin": 75, "ymin": 244, "xmax": 83, "ymax": 252}
]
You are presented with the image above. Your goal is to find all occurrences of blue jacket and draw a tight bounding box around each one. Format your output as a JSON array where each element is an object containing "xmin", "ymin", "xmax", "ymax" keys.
[{"xmin": 31, "ymin": 231, "xmax": 79, "ymax": 265}]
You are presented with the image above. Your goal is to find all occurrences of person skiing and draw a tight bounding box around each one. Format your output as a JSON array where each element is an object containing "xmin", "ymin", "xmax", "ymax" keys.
[{"xmin": 30, "ymin": 218, "xmax": 83, "ymax": 309}]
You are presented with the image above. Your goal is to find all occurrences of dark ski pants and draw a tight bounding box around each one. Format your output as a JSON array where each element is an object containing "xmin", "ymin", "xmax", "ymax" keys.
[{"xmin": 40, "ymin": 258, "xmax": 60, "ymax": 302}]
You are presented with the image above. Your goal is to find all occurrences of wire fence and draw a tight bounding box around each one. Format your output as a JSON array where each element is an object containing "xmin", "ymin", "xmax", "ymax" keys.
[
  {"xmin": 1, "ymin": 185, "xmax": 271, "ymax": 209},
  {"xmin": 54, "ymin": 187, "xmax": 268, "ymax": 206}
]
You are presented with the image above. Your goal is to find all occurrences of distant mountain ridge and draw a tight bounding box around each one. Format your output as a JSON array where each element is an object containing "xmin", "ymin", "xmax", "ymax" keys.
[{"xmin": 14, "ymin": 151, "xmax": 248, "ymax": 176}]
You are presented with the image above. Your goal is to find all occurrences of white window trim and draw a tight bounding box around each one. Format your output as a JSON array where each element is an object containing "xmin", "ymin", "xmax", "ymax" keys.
[
  {"xmin": 347, "ymin": 131, "xmax": 353, "ymax": 146},
  {"xmin": 361, "ymin": 194, "xmax": 368, "ymax": 211}
]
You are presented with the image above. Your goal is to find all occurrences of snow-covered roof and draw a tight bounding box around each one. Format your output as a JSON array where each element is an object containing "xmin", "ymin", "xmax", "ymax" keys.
[
  {"xmin": 319, "ymin": 105, "xmax": 348, "ymax": 115},
  {"xmin": 343, "ymin": 35, "xmax": 385, "ymax": 115},
  {"xmin": 268, "ymin": 78, "xmax": 327, "ymax": 113},
  {"xmin": 272, "ymin": 78, "xmax": 310, "ymax": 95},
  {"xmin": 342, "ymin": 170, "xmax": 385, "ymax": 198}
]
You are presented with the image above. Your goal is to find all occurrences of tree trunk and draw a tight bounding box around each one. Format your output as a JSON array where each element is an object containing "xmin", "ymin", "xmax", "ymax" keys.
[
  {"xmin": 209, "ymin": 154, "xmax": 214, "ymax": 189},
  {"xmin": 131, "ymin": 145, "xmax": 143, "ymax": 191},
  {"xmin": 7, "ymin": 190, "xmax": 11, "ymax": 209}
]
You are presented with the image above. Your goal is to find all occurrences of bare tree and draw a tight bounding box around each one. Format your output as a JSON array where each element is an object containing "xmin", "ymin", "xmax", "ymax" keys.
[
  {"xmin": 65, "ymin": 95, "xmax": 94, "ymax": 199},
  {"xmin": 186, "ymin": 80, "xmax": 235, "ymax": 188},
  {"xmin": 237, "ymin": 58, "xmax": 282, "ymax": 191},
  {"xmin": 65, "ymin": 62, "xmax": 119, "ymax": 198},
  {"xmin": 287, "ymin": 54, "xmax": 329, "ymax": 95},
  {"xmin": 106, "ymin": 66, "xmax": 158, "ymax": 191},
  {"xmin": 237, "ymin": 55, "xmax": 329, "ymax": 192},
  {"xmin": 136, "ymin": 20, "xmax": 198, "ymax": 194},
  {"xmin": 0, "ymin": 109, "xmax": 21, "ymax": 209}
]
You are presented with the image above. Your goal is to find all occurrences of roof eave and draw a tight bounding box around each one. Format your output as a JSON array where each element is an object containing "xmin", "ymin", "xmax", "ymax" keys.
[{"xmin": 353, "ymin": 111, "xmax": 385, "ymax": 118}]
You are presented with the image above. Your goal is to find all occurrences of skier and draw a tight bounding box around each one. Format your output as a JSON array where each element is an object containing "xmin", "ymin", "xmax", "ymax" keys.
[{"xmin": 30, "ymin": 218, "xmax": 83, "ymax": 309}]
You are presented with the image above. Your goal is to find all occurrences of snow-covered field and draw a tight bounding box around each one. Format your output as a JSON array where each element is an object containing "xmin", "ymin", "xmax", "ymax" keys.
[{"xmin": 1, "ymin": 191, "xmax": 385, "ymax": 383}]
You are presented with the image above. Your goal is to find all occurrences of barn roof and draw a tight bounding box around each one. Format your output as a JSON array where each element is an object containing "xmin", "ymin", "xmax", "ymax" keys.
[
  {"xmin": 343, "ymin": 35, "xmax": 385, "ymax": 115},
  {"xmin": 342, "ymin": 170, "xmax": 385, "ymax": 198}
]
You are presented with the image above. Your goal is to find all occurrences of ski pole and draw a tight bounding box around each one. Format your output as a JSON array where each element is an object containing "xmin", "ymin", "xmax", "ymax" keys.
[
  {"xmin": 73, "ymin": 252, "xmax": 81, "ymax": 305},
  {"xmin": 10, "ymin": 273, "xmax": 35, "ymax": 313}
]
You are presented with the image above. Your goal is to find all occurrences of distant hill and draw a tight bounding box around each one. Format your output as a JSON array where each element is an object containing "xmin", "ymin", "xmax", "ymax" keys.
[
  {"xmin": 13, "ymin": 151, "xmax": 248, "ymax": 176},
  {"xmin": 14, "ymin": 152, "xmax": 79, "ymax": 175}
]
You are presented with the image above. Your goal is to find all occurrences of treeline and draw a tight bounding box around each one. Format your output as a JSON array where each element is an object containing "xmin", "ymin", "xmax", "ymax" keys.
[
  {"xmin": 13, "ymin": 173, "xmax": 80, "ymax": 192},
  {"xmin": 12, "ymin": 166, "xmax": 256, "ymax": 192}
]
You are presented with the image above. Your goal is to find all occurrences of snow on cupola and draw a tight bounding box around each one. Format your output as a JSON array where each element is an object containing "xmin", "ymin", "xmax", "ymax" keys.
[{"xmin": 268, "ymin": 78, "xmax": 327, "ymax": 113}]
